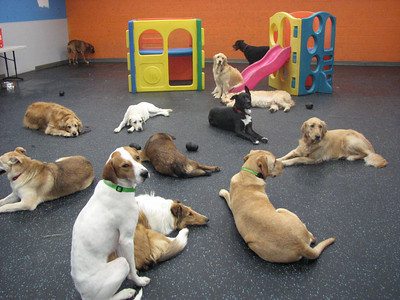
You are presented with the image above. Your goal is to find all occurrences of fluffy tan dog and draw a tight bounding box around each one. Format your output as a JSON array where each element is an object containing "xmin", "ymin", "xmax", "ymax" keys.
[
  {"xmin": 23, "ymin": 102, "xmax": 83, "ymax": 137},
  {"xmin": 219, "ymin": 150, "xmax": 335, "ymax": 263},
  {"xmin": 222, "ymin": 90, "xmax": 295, "ymax": 113},
  {"xmin": 278, "ymin": 117, "xmax": 388, "ymax": 168},
  {"xmin": 212, "ymin": 53, "xmax": 243, "ymax": 99},
  {"xmin": 0, "ymin": 147, "xmax": 94, "ymax": 213}
]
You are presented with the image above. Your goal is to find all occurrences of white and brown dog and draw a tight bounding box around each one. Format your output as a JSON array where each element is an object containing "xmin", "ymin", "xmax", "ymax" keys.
[
  {"xmin": 278, "ymin": 117, "xmax": 388, "ymax": 168},
  {"xmin": 222, "ymin": 90, "xmax": 295, "ymax": 113},
  {"xmin": 114, "ymin": 102, "xmax": 172, "ymax": 133},
  {"xmin": 0, "ymin": 147, "xmax": 94, "ymax": 213},
  {"xmin": 71, "ymin": 146, "xmax": 150, "ymax": 300},
  {"xmin": 212, "ymin": 53, "xmax": 243, "ymax": 99},
  {"xmin": 23, "ymin": 102, "xmax": 83, "ymax": 137},
  {"xmin": 219, "ymin": 150, "xmax": 335, "ymax": 263}
]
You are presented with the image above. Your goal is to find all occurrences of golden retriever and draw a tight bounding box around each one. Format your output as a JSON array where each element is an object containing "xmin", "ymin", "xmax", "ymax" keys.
[
  {"xmin": 67, "ymin": 39, "xmax": 95, "ymax": 65},
  {"xmin": 219, "ymin": 150, "xmax": 335, "ymax": 263},
  {"xmin": 23, "ymin": 102, "xmax": 83, "ymax": 137},
  {"xmin": 0, "ymin": 147, "xmax": 94, "ymax": 213},
  {"xmin": 222, "ymin": 90, "xmax": 295, "ymax": 113},
  {"xmin": 278, "ymin": 117, "xmax": 388, "ymax": 168},
  {"xmin": 212, "ymin": 53, "xmax": 243, "ymax": 99}
]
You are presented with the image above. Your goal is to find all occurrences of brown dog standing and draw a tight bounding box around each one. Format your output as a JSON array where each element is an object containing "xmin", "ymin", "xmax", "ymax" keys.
[
  {"xmin": 67, "ymin": 40, "xmax": 95, "ymax": 65},
  {"xmin": 219, "ymin": 150, "xmax": 335, "ymax": 263},
  {"xmin": 141, "ymin": 133, "xmax": 220, "ymax": 178}
]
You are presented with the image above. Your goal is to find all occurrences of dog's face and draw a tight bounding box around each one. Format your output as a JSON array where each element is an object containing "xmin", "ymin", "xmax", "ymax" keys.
[
  {"xmin": 63, "ymin": 116, "xmax": 82, "ymax": 136},
  {"xmin": 213, "ymin": 53, "xmax": 228, "ymax": 67},
  {"xmin": 0, "ymin": 147, "xmax": 29, "ymax": 177},
  {"xmin": 231, "ymin": 86, "xmax": 252, "ymax": 111},
  {"xmin": 103, "ymin": 146, "xmax": 149, "ymax": 185},
  {"xmin": 128, "ymin": 113, "xmax": 145, "ymax": 131},
  {"xmin": 301, "ymin": 117, "xmax": 327, "ymax": 143},
  {"xmin": 243, "ymin": 150, "xmax": 283, "ymax": 179},
  {"xmin": 232, "ymin": 40, "xmax": 245, "ymax": 51},
  {"xmin": 170, "ymin": 201, "xmax": 209, "ymax": 229},
  {"xmin": 87, "ymin": 43, "xmax": 95, "ymax": 54}
]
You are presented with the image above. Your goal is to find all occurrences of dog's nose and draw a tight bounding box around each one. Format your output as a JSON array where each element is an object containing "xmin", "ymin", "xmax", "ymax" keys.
[
  {"xmin": 140, "ymin": 170, "xmax": 149, "ymax": 179},
  {"xmin": 205, "ymin": 217, "xmax": 209, "ymax": 223},
  {"xmin": 73, "ymin": 132, "xmax": 78, "ymax": 136},
  {"xmin": 315, "ymin": 135, "xmax": 320, "ymax": 140}
]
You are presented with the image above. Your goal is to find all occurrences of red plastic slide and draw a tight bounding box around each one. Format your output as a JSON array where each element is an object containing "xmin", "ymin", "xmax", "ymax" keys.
[{"xmin": 230, "ymin": 45, "xmax": 291, "ymax": 93}]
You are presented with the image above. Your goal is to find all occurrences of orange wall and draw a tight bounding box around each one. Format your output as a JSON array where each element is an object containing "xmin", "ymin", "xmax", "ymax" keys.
[{"xmin": 66, "ymin": 0, "xmax": 400, "ymax": 62}]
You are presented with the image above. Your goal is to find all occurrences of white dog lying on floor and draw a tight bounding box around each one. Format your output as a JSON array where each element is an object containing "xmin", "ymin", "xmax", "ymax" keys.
[
  {"xmin": 114, "ymin": 102, "xmax": 172, "ymax": 133},
  {"xmin": 71, "ymin": 146, "xmax": 150, "ymax": 300},
  {"xmin": 222, "ymin": 90, "xmax": 295, "ymax": 112}
]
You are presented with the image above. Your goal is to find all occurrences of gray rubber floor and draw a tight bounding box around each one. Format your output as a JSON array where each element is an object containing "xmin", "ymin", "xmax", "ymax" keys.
[{"xmin": 0, "ymin": 62, "xmax": 399, "ymax": 299}]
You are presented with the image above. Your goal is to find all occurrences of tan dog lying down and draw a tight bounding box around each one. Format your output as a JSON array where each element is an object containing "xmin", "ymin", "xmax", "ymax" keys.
[
  {"xmin": 24, "ymin": 102, "xmax": 83, "ymax": 137},
  {"xmin": 110, "ymin": 193, "xmax": 209, "ymax": 270},
  {"xmin": 219, "ymin": 150, "xmax": 335, "ymax": 263},
  {"xmin": 278, "ymin": 117, "xmax": 388, "ymax": 168},
  {"xmin": 141, "ymin": 133, "xmax": 220, "ymax": 178},
  {"xmin": 222, "ymin": 90, "xmax": 295, "ymax": 113},
  {"xmin": 0, "ymin": 147, "xmax": 94, "ymax": 213}
]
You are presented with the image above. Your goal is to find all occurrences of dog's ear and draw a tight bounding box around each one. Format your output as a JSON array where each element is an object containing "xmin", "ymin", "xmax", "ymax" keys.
[
  {"xmin": 301, "ymin": 121, "xmax": 308, "ymax": 136},
  {"xmin": 257, "ymin": 154, "xmax": 269, "ymax": 179},
  {"xmin": 168, "ymin": 133, "xmax": 176, "ymax": 140},
  {"xmin": 245, "ymin": 86, "xmax": 250, "ymax": 95},
  {"xmin": 321, "ymin": 121, "xmax": 327, "ymax": 137},
  {"xmin": 77, "ymin": 119, "xmax": 83, "ymax": 133},
  {"xmin": 8, "ymin": 156, "xmax": 21, "ymax": 165},
  {"xmin": 171, "ymin": 202, "xmax": 183, "ymax": 218},
  {"xmin": 243, "ymin": 150, "xmax": 258, "ymax": 162},
  {"xmin": 102, "ymin": 158, "xmax": 118, "ymax": 184},
  {"xmin": 15, "ymin": 147, "xmax": 27, "ymax": 156}
]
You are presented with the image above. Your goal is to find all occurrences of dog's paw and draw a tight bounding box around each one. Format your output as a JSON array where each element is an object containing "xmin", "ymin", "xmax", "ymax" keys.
[
  {"xmin": 113, "ymin": 128, "xmax": 121, "ymax": 133},
  {"xmin": 214, "ymin": 167, "xmax": 221, "ymax": 172},
  {"xmin": 133, "ymin": 275, "xmax": 150, "ymax": 287},
  {"xmin": 261, "ymin": 137, "xmax": 268, "ymax": 143},
  {"xmin": 269, "ymin": 108, "xmax": 277, "ymax": 113},
  {"xmin": 127, "ymin": 128, "xmax": 135, "ymax": 133},
  {"xmin": 283, "ymin": 108, "xmax": 290, "ymax": 112},
  {"xmin": 117, "ymin": 288, "xmax": 137, "ymax": 299},
  {"xmin": 253, "ymin": 140, "xmax": 260, "ymax": 145}
]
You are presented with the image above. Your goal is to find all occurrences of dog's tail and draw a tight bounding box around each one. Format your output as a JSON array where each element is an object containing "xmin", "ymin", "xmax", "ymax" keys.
[
  {"xmin": 158, "ymin": 228, "xmax": 189, "ymax": 262},
  {"xmin": 364, "ymin": 151, "xmax": 388, "ymax": 168},
  {"xmin": 301, "ymin": 237, "xmax": 335, "ymax": 260}
]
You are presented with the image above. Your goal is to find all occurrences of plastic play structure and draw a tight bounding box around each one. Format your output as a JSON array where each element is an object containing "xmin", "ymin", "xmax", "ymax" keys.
[
  {"xmin": 126, "ymin": 18, "xmax": 205, "ymax": 93},
  {"xmin": 230, "ymin": 45, "xmax": 291, "ymax": 93},
  {"xmin": 269, "ymin": 11, "xmax": 336, "ymax": 95}
]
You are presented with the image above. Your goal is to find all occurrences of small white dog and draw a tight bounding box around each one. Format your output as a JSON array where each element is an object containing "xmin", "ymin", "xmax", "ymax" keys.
[
  {"xmin": 222, "ymin": 90, "xmax": 295, "ymax": 112},
  {"xmin": 212, "ymin": 53, "xmax": 243, "ymax": 99},
  {"xmin": 114, "ymin": 102, "xmax": 172, "ymax": 133},
  {"xmin": 71, "ymin": 146, "xmax": 150, "ymax": 300}
]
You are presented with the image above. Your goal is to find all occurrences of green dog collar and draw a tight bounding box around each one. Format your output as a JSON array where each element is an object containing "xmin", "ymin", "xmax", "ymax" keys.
[
  {"xmin": 241, "ymin": 167, "xmax": 264, "ymax": 179},
  {"xmin": 103, "ymin": 180, "xmax": 136, "ymax": 193}
]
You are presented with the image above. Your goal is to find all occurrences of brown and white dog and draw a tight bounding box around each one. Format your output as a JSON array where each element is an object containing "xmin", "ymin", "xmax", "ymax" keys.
[
  {"xmin": 219, "ymin": 150, "xmax": 335, "ymax": 263},
  {"xmin": 222, "ymin": 90, "xmax": 295, "ymax": 113},
  {"xmin": 0, "ymin": 147, "xmax": 94, "ymax": 213},
  {"xmin": 71, "ymin": 146, "xmax": 150, "ymax": 300},
  {"xmin": 110, "ymin": 193, "xmax": 209, "ymax": 270},
  {"xmin": 67, "ymin": 39, "xmax": 95, "ymax": 65},
  {"xmin": 278, "ymin": 117, "xmax": 388, "ymax": 168},
  {"xmin": 212, "ymin": 53, "xmax": 243, "ymax": 99},
  {"xmin": 23, "ymin": 102, "xmax": 83, "ymax": 137},
  {"xmin": 141, "ymin": 133, "xmax": 221, "ymax": 178}
]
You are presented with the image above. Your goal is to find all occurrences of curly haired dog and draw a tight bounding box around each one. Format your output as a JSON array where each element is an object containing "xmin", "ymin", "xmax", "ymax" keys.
[{"xmin": 278, "ymin": 117, "xmax": 388, "ymax": 168}]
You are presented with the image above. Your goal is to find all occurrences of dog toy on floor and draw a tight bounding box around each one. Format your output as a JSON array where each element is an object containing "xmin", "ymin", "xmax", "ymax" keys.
[{"xmin": 186, "ymin": 142, "xmax": 199, "ymax": 152}]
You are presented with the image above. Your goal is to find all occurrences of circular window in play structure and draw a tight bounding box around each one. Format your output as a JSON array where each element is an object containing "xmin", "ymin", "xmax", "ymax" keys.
[
  {"xmin": 168, "ymin": 28, "xmax": 193, "ymax": 86},
  {"xmin": 310, "ymin": 55, "xmax": 319, "ymax": 72},
  {"xmin": 307, "ymin": 35, "xmax": 317, "ymax": 54},
  {"xmin": 139, "ymin": 30, "xmax": 164, "ymax": 55},
  {"xmin": 305, "ymin": 74, "xmax": 315, "ymax": 91},
  {"xmin": 271, "ymin": 23, "xmax": 279, "ymax": 45},
  {"xmin": 313, "ymin": 15, "xmax": 322, "ymax": 34}
]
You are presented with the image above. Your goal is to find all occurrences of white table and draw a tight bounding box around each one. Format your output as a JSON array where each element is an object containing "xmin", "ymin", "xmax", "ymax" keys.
[{"xmin": 0, "ymin": 45, "xmax": 26, "ymax": 81}]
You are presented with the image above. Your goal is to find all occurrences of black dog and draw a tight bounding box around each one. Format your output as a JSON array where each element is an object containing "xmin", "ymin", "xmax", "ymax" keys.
[
  {"xmin": 232, "ymin": 40, "xmax": 270, "ymax": 65},
  {"xmin": 208, "ymin": 86, "xmax": 268, "ymax": 144}
]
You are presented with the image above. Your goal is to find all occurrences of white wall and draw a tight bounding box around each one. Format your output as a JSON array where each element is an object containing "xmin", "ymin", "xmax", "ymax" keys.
[{"xmin": 0, "ymin": 19, "xmax": 68, "ymax": 76}]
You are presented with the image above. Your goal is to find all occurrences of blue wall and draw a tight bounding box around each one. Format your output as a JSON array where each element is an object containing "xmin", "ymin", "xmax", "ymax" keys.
[{"xmin": 0, "ymin": 0, "xmax": 66, "ymax": 23}]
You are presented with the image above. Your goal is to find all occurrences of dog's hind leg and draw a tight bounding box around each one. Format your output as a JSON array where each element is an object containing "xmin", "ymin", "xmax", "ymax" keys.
[{"xmin": 156, "ymin": 228, "xmax": 189, "ymax": 262}]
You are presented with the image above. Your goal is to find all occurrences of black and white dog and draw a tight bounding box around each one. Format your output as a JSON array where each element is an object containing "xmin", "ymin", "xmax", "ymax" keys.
[
  {"xmin": 208, "ymin": 86, "xmax": 268, "ymax": 145},
  {"xmin": 232, "ymin": 40, "xmax": 270, "ymax": 65}
]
